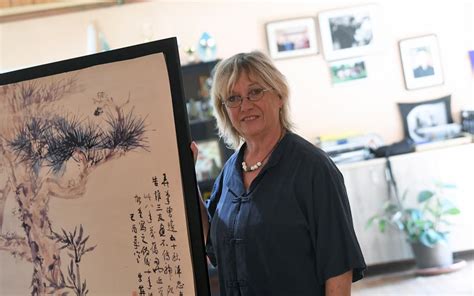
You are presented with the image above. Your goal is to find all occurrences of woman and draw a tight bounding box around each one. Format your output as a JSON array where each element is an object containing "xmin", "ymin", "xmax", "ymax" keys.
[{"xmin": 193, "ymin": 51, "xmax": 366, "ymax": 296}]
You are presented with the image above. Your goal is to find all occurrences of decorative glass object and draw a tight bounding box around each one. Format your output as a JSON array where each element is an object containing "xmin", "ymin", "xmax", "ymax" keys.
[{"xmin": 197, "ymin": 32, "xmax": 217, "ymax": 62}]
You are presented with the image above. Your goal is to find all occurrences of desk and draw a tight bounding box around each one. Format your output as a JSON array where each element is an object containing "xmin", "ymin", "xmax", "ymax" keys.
[{"xmin": 338, "ymin": 143, "xmax": 474, "ymax": 265}]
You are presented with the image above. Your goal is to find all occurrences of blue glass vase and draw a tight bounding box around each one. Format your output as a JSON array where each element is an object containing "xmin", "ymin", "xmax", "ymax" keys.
[{"xmin": 197, "ymin": 32, "xmax": 217, "ymax": 62}]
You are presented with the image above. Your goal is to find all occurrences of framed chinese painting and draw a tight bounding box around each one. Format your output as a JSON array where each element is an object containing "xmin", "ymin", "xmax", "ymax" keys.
[{"xmin": 0, "ymin": 38, "xmax": 210, "ymax": 295}]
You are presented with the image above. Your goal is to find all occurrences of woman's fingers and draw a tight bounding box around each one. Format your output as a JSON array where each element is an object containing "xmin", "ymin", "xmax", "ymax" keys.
[{"xmin": 190, "ymin": 141, "xmax": 199, "ymax": 164}]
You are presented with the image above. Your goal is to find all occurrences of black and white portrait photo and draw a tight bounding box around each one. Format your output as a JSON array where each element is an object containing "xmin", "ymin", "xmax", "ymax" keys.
[
  {"xmin": 410, "ymin": 47, "xmax": 435, "ymax": 78},
  {"xmin": 399, "ymin": 35, "xmax": 444, "ymax": 90}
]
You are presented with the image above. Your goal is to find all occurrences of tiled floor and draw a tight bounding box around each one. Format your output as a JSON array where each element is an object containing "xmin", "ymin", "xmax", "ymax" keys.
[
  {"xmin": 353, "ymin": 253, "xmax": 474, "ymax": 295},
  {"xmin": 209, "ymin": 253, "xmax": 473, "ymax": 295}
]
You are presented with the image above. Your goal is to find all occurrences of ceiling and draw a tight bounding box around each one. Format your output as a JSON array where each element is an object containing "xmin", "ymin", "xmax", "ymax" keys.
[{"xmin": 0, "ymin": 0, "xmax": 136, "ymax": 23}]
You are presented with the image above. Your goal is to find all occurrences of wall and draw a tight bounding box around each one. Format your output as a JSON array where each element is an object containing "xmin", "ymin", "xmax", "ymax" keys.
[{"xmin": 1, "ymin": 0, "xmax": 473, "ymax": 144}]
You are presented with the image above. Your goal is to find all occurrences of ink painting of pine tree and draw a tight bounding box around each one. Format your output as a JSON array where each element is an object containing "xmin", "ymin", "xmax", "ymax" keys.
[{"xmin": 0, "ymin": 75, "xmax": 147, "ymax": 295}]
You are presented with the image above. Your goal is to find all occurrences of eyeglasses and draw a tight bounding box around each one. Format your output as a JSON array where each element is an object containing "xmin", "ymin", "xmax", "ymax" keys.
[{"xmin": 222, "ymin": 88, "xmax": 272, "ymax": 108}]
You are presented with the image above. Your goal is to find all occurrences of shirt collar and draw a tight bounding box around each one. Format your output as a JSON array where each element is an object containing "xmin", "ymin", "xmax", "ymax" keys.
[{"xmin": 225, "ymin": 131, "xmax": 291, "ymax": 196}]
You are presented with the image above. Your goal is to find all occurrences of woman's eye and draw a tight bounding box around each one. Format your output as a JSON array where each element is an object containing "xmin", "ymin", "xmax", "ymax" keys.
[
  {"xmin": 228, "ymin": 96, "xmax": 239, "ymax": 102},
  {"xmin": 249, "ymin": 88, "xmax": 262, "ymax": 96}
]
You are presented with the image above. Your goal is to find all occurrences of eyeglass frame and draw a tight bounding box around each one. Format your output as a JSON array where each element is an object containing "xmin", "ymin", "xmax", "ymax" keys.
[{"xmin": 221, "ymin": 87, "xmax": 273, "ymax": 108}]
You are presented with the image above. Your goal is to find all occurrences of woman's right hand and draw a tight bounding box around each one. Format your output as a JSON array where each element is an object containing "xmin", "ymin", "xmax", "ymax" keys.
[
  {"xmin": 191, "ymin": 141, "xmax": 209, "ymax": 242},
  {"xmin": 190, "ymin": 141, "xmax": 199, "ymax": 164}
]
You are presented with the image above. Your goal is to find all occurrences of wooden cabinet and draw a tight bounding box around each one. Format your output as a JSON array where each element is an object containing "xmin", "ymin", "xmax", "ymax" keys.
[{"xmin": 338, "ymin": 143, "xmax": 474, "ymax": 265}]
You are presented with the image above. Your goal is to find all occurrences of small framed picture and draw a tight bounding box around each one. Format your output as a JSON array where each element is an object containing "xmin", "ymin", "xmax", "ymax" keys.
[
  {"xmin": 319, "ymin": 5, "xmax": 378, "ymax": 61},
  {"xmin": 329, "ymin": 57, "xmax": 367, "ymax": 84},
  {"xmin": 195, "ymin": 139, "xmax": 222, "ymax": 182},
  {"xmin": 265, "ymin": 17, "xmax": 318, "ymax": 59},
  {"xmin": 398, "ymin": 96, "xmax": 454, "ymax": 143},
  {"xmin": 399, "ymin": 35, "xmax": 444, "ymax": 90}
]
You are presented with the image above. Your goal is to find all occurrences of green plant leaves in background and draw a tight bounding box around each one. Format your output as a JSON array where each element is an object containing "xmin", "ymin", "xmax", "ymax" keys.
[
  {"xmin": 417, "ymin": 190, "xmax": 434, "ymax": 203},
  {"xmin": 420, "ymin": 229, "xmax": 446, "ymax": 247},
  {"xmin": 366, "ymin": 181, "xmax": 460, "ymax": 248}
]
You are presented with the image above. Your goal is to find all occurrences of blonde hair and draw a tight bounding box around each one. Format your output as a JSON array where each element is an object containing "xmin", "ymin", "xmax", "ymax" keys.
[{"xmin": 210, "ymin": 51, "xmax": 293, "ymax": 149}]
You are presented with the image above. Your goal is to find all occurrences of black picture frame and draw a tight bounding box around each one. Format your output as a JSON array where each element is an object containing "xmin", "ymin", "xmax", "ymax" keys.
[
  {"xmin": 0, "ymin": 38, "xmax": 210, "ymax": 295},
  {"xmin": 398, "ymin": 95, "xmax": 453, "ymax": 143}
]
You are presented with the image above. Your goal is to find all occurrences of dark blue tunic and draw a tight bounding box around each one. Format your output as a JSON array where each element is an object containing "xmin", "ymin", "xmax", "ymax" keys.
[{"xmin": 206, "ymin": 132, "xmax": 366, "ymax": 296}]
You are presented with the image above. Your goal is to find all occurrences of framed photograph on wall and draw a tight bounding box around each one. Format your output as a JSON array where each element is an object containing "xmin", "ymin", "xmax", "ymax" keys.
[
  {"xmin": 329, "ymin": 57, "xmax": 368, "ymax": 84},
  {"xmin": 0, "ymin": 38, "xmax": 209, "ymax": 295},
  {"xmin": 265, "ymin": 17, "xmax": 318, "ymax": 59},
  {"xmin": 399, "ymin": 34, "xmax": 444, "ymax": 90},
  {"xmin": 398, "ymin": 96, "xmax": 454, "ymax": 143},
  {"xmin": 319, "ymin": 5, "xmax": 379, "ymax": 61}
]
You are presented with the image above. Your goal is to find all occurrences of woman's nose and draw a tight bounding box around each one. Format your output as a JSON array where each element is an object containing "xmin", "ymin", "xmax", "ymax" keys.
[{"xmin": 239, "ymin": 95, "xmax": 253, "ymax": 110}]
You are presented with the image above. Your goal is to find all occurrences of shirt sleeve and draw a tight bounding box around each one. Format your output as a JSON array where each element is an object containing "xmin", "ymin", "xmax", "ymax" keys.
[
  {"xmin": 313, "ymin": 159, "xmax": 367, "ymax": 283},
  {"xmin": 204, "ymin": 170, "xmax": 224, "ymax": 267}
]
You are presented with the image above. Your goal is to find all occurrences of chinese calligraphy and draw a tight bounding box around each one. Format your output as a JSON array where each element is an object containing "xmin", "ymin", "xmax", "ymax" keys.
[{"xmin": 129, "ymin": 173, "xmax": 186, "ymax": 296}]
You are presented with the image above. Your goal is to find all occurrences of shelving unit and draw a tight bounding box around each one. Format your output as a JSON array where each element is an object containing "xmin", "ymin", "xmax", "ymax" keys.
[{"xmin": 181, "ymin": 60, "xmax": 234, "ymax": 199}]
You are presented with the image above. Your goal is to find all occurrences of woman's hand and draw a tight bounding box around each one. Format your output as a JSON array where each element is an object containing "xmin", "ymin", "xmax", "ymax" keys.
[
  {"xmin": 191, "ymin": 141, "xmax": 199, "ymax": 164},
  {"xmin": 191, "ymin": 141, "xmax": 209, "ymax": 242}
]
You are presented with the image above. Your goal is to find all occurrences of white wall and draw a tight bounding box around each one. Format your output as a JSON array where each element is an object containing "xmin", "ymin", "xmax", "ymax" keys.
[{"xmin": 1, "ymin": 0, "xmax": 473, "ymax": 143}]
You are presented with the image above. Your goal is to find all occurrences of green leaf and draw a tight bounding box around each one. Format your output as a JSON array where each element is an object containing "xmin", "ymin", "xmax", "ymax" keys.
[
  {"xmin": 426, "ymin": 229, "xmax": 442, "ymax": 244},
  {"xmin": 443, "ymin": 208, "xmax": 461, "ymax": 215},
  {"xmin": 365, "ymin": 216, "xmax": 376, "ymax": 229},
  {"xmin": 420, "ymin": 232, "xmax": 434, "ymax": 247},
  {"xmin": 384, "ymin": 203, "xmax": 399, "ymax": 214},
  {"xmin": 437, "ymin": 232, "xmax": 448, "ymax": 242},
  {"xmin": 378, "ymin": 219, "xmax": 387, "ymax": 233},
  {"xmin": 409, "ymin": 209, "xmax": 422, "ymax": 221},
  {"xmin": 418, "ymin": 190, "xmax": 434, "ymax": 203},
  {"xmin": 419, "ymin": 229, "xmax": 442, "ymax": 247}
]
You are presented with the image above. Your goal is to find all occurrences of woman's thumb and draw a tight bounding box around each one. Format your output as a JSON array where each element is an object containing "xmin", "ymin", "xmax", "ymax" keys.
[{"xmin": 190, "ymin": 141, "xmax": 199, "ymax": 164}]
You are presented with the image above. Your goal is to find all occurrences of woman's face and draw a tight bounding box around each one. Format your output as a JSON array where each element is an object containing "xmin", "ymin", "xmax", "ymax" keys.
[{"xmin": 225, "ymin": 72, "xmax": 283, "ymax": 141}]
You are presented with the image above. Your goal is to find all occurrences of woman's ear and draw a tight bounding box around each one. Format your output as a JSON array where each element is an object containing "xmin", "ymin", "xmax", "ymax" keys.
[{"xmin": 278, "ymin": 95, "xmax": 284, "ymax": 108}]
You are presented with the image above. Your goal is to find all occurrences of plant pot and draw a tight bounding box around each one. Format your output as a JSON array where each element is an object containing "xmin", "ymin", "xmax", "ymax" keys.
[{"xmin": 410, "ymin": 242, "xmax": 453, "ymax": 269}]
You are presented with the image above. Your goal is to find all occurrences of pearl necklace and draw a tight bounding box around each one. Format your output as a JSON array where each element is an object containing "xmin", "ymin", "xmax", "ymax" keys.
[{"xmin": 241, "ymin": 131, "xmax": 285, "ymax": 173}]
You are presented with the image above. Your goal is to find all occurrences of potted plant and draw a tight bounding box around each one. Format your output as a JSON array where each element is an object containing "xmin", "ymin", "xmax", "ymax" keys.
[{"xmin": 367, "ymin": 181, "xmax": 461, "ymax": 269}]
